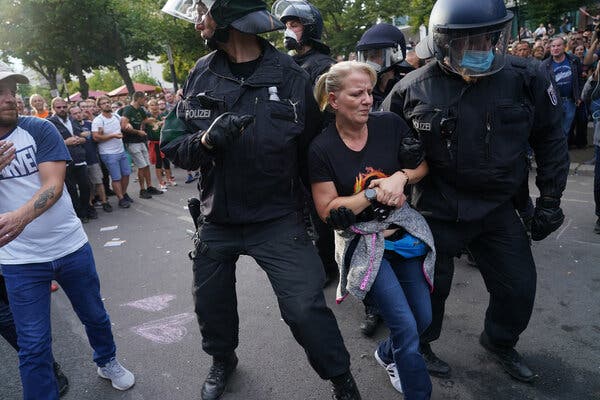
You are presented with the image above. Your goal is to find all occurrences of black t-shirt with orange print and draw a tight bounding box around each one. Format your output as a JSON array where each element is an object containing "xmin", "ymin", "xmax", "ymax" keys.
[{"xmin": 308, "ymin": 111, "xmax": 412, "ymax": 197}]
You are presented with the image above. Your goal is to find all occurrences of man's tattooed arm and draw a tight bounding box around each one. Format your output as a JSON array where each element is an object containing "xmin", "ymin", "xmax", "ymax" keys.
[
  {"xmin": 14, "ymin": 162, "xmax": 65, "ymax": 228},
  {"xmin": 0, "ymin": 161, "xmax": 64, "ymax": 244},
  {"xmin": 33, "ymin": 186, "xmax": 56, "ymax": 210}
]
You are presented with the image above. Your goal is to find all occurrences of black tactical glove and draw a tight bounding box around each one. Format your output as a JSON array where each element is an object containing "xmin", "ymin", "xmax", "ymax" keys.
[
  {"xmin": 326, "ymin": 207, "xmax": 356, "ymax": 230},
  {"xmin": 531, "ymin": 197, "xmax": 565, "ymax": 241},
  {"xmin": 398, "ymin": 137, "xmax": 425, "ymax": 169},
  {"xmin": 202, "ymin": 112, "xmax": 254, "ymax": 151}
]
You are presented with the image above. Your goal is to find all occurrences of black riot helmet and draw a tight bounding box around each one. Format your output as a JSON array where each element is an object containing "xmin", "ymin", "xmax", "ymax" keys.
[
  {"xmin": 415, "ymin": 0, "xmax": 513, "ymax": 77},
  {"xmin": 161, "ymin": 0, "xmax": 284, "ymax": 34},
  {"xmin": 272, "ymin": 0, "xmax": 329, "ymax": 54},
  {"xmin": 356, "ymin": 23, "xmax": 407, "ymax": 75}
]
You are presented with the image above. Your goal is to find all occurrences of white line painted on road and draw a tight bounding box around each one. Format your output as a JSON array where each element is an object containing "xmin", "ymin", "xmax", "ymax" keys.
[
  {"xmin": 123, "ymin": 294, "xmax": 176, "ymax": 312},
  {"xmin": 561, "ymin": 198, "xmax": 591, "ymax": 204},
  {"xmin": 555, "ymin": 218, "xmax": 572, "ymax": 241},
  {"xmin": 100, "ymin": 225, "xmax": 119, "ymax": 232},
  {"xmin": 131, "ymin": 313, "xmax": 196, "ymax": 344},
  {"xmin": 571, "ymin": 239, "xmax": 600, "ymax": 247},
  {"xmin": 104, "ymin": 240, "xmax": 126, "ymax": 247}
]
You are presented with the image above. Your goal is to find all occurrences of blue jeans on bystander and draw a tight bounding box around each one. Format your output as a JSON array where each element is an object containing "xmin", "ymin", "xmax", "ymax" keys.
[
  {"xmin": 561, "ymin": 99, "xmax": 577, "ymax": 138},
  {"xmin": 368, "ymin": 252, "xmax": 432, "ymax": 400},
  {"xmin": 2, "ymin": 242, "xmax": 116, "ymax": 400}
]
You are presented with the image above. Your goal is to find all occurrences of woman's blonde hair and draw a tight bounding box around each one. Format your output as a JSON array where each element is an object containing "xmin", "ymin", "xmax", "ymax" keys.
[{"xmin": 314, "ymin": 61, "xmax": 377, "ymax": 112}]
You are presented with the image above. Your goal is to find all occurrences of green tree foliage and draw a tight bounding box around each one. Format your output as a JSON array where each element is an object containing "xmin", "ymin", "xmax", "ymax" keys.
[
  {"xmin": 86, "ymin": 69, "xmax": 125, "ymax": 92},
  {"xmin": 519, "ymin": 0, "xmax": 588, "ymax": 27},
  {"xmin": 0, "ymin": 0, "xmax": 168, "ymax": 97},
  {"xmin": 158, "ymin": 17, "xmax": 207, "ymax": 86},
  {"xmin": 407, "ymin": 0, "xmax": 435, "ymax": 31},
  {"xmin": 132, "ymin": 71, "xmax": 160, "ymax": 86}
]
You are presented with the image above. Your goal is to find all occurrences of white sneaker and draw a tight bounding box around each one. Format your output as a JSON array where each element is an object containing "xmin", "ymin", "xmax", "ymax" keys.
[
  {"xmin": 374, "ymin": 349, "xmax": 403, "ymax": 393},
  {"xmin": 159, "ymin": 183, "xmax": 168, "ymax": 191},
  {"xmin": 97, "ymin": 358, "xmax": 135, "ymax": 391}
]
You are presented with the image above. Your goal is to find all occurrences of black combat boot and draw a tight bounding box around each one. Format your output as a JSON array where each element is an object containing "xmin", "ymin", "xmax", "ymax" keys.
[
  {"xmin": 419, "ymin": 342, "xmax": 451, "ymax": 377},
  {"xmin": 331, "ymin": 371, "xmax": 361, "ymax": 400},
  {"xmin": 53, "ymin": 362, "xmax": 69, "ymax": 397},
  {"xmin": 200, "ymin": 353, "xmax": 238, "ymax": 400},
  {"xmin": 479, "ymin": 332, "xmax": 537, "ymax": 383}
]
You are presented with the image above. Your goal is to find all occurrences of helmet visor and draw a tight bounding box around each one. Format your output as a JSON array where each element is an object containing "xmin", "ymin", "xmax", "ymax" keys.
[
  {"xmin": 436, "ymin": 23, "xmax": 511, "ymax": 77},
  {"xmin": 161, "ymin": 0, "xmax": 216, "ymax": 24},
  {"xmin": 272, "ymin": 0, "xmax": 315, "ymax": 24},
  {"xmin": 357, "ymin": 46, "xmax": 405, "ymax": 73}
]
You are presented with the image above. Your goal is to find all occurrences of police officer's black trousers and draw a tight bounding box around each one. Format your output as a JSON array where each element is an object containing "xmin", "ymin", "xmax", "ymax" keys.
[
  {"xmin": 191, "ymin": 212, "xmax": 351, "ymax": 379},
  {"xmin": 65, "ymin": 164, "xmax": 91, "ymax": 219},
  {"xmin": 420, "ymin": 202, "xmax": 536, "ymax": 349}
]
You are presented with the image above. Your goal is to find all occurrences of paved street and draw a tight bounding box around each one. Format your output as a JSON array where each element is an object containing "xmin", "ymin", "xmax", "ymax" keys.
[{"xmin": 1, "ymin": 168, "xmax": 599, "ymax": 400}]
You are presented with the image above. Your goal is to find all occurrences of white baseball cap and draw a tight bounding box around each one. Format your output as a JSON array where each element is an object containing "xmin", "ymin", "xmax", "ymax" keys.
[{"xmin": 0, "ymin": 61, "xmax": 29, "ymax": 84}]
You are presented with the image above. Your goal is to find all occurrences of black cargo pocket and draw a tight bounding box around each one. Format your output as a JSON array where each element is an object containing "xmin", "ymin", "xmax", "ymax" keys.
[
  {"xmin": 254, "ymin": 99, "xmax": 303, "ymax": 175},
  {"xmin": 497, "ymin": 102, "xmax": 532, "ymax": 125},
  {"xmin": 488, "ymin": 101, "xmax": 531, "ymax": 164}
]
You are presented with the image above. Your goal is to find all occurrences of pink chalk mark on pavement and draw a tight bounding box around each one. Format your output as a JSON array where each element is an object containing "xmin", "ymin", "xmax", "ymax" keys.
[
  {"xmin": 123, "ymin": 294, "xmax": 176, "ymax": 312},
  {"xmin": 131, "ymin": 313, "xmax": 196, "ymax": 344}
]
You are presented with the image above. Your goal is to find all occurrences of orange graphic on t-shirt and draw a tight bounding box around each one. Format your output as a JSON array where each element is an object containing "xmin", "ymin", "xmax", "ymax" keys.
[{"xmin": 353, "ymin": 167, "xmax": 387, "ymax": 194}]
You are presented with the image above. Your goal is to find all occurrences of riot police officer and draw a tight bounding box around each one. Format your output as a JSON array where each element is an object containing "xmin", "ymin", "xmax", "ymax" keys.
[
  {"xmin": 272, "ymin": 0, "xmax": 335, "ymax": 84},
  {"xmin": 357, "ymin": 23, "xmax": 415, "ymax": 111},
  {"xmin": 160, "ymin": 1, "xmax": 360, "ymax": 399},
  {"xmin": 274, "ymin": 0, "xmax": 338, "ymax": 288},
  {"xmin": 382, "ymin": 0, "xmax": 569, "ymax": 383}
]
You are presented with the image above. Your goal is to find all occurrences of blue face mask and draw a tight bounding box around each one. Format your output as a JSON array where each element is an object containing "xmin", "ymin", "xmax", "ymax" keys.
[{"xmin": 460, "ymin": 49, "xmax": 495, "ymax": 73}]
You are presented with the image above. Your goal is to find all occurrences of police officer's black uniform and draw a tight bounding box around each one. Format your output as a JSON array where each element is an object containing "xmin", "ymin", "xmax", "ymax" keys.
[
  {"xmin": 273, "ymin": 0, "xmax": 337, "ymax": 285},
  {"xmin": 293, "ymin": 48, "xmax": 335, "ymax": 85},
  {"xmin": 165, "ymin": 31, "xmax": 350, "ymax": 380},
  {"xmin": 160, "ymin": 1, "xmax": 358, "ymax": 399},
  {"xmin": 382, "ymin": 0, "xmax": 569, "ymax": 383}
]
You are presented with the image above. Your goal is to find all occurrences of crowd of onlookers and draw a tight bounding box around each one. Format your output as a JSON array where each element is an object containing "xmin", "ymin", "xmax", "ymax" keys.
[
  {"xmin": 507, "ymin": 21, "xmax": 600, "ymax": 150},
  {"xmin": 14, "ymin": 89, "xmax": 201, "ymax": 225}
]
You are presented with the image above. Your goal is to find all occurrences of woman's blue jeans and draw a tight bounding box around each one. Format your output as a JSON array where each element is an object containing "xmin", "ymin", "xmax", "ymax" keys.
[
  {"xmin": 2, "ymin": 242, "xmax": 116, "ymax": 400},
  {"xmin": 368, "ymin": 252, "xmax": 432, "ymax": 400}
]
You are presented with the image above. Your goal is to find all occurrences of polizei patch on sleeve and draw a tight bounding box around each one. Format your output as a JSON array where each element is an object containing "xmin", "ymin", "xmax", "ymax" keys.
[
  {"xmin": 547, "ymin": 83, "xmax": 558, "ymax": 106},
  {"xmin": 185, "ymin": 108, "xmax": 211, "ymax": 120},
  {"xmin": 413, "ymin": 118, "xmax": 431, "ymax": 132}
]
